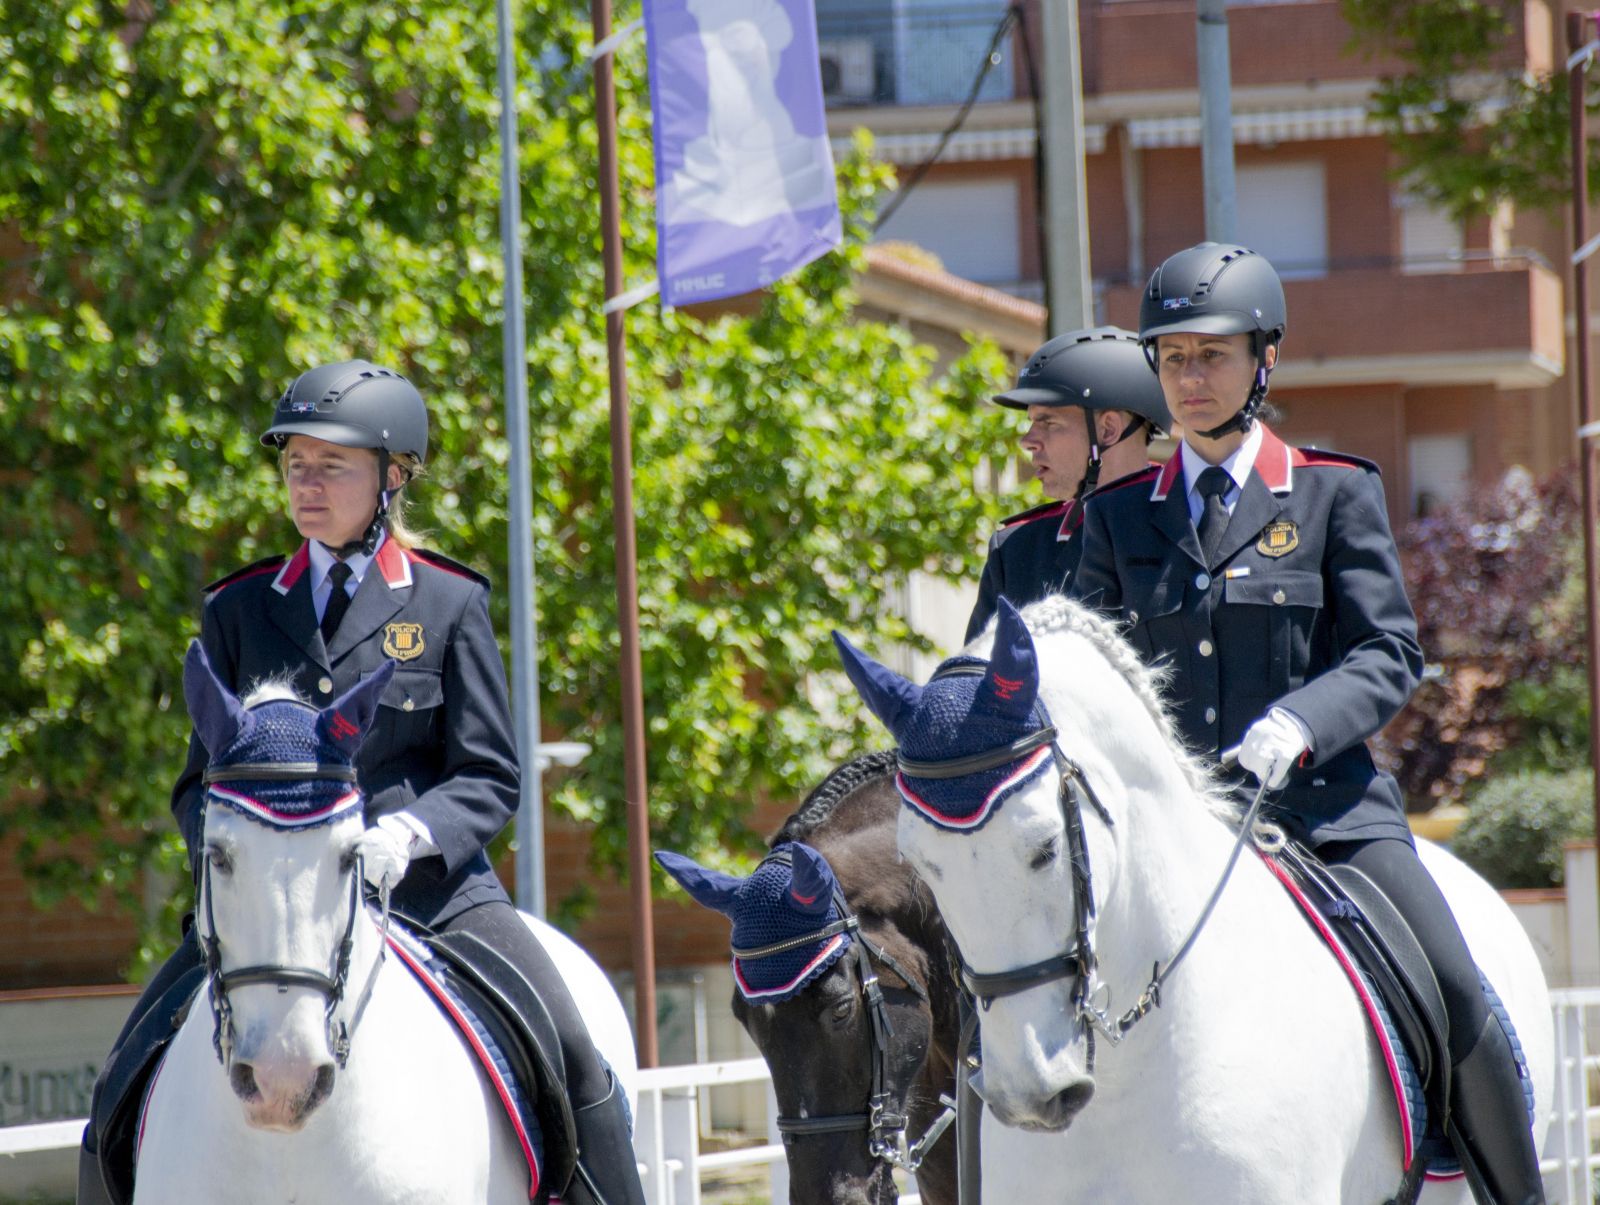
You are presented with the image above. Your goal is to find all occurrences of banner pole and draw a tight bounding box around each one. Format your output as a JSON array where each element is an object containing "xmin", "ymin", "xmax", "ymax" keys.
[{"xmin": 591, "ymin": 0, "xmax": 659, "ymax": 1068}]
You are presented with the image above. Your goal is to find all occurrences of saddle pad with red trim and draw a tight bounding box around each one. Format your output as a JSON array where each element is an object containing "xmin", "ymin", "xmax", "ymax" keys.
[
  {"xmin": 1261, "ymin": 851, "xmax": 1533, "ymax": 1179},
  {"xmin": 386, "ymin": 921, "xmax": 545, "ymax": 1199}
]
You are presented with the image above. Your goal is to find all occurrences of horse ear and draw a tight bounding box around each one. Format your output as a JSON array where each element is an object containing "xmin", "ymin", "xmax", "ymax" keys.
[
  {"xmin": 832, "ymin": 630, "xmax": 923, "ymax": 737},
  {"xmin": 655, "ymin": 850, "xmax": 743, "ymax": 916},
  {"xmin": 980, "ymin": 599, "xmax": 1040, "ymax": 719},
  {"xmin": 317, "ymin": 661, "xmax": 395, "ymax": 754},
  {"xmin": 786, "ymin": 843, "xmax": 836, "ymax": 917},
  {"xmin": 182, "ymin": 640, "xmax": 251, "ymax": 758}
]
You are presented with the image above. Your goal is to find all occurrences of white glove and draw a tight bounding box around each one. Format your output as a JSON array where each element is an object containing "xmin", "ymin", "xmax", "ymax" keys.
[
  {"xmin": 355, "ymin": 815, "xmax": 419, "ymax": 892},
  {"xmin": 1238, "ymin": 708, "xmax": 1311, "ymax": 789}
]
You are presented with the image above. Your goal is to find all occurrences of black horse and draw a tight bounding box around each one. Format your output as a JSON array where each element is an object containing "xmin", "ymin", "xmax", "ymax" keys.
[{"xmin": 659, "ymin": 751, "xmax": 962, "ymax": 1205}]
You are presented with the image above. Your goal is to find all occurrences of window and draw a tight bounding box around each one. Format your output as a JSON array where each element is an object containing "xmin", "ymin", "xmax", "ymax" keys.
[
  {"xmin": 873, "ymin": 178, "xmax": 1021, "ymax": 284},
  {"xmin": 1408, "ymin": 433, "xmax": 1472, "ymax": 516},
  {"xmin": 892, "ymin": 0, "xmax": 1013, "ymax": 106},
  {"xmin": 1236, "ymin": 162, "xmax": 1328, "ymax": 279},
  {"xmin": 1396, "ymin": 191, "xmax": 1464, "ymax": 274}
]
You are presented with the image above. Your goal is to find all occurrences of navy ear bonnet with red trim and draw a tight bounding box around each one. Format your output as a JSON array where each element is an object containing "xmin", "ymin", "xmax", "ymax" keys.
[
  {"xmin": 832, "ymin": 598, "xmax": 1055, "ymax": 831},
  {"xmin": 183, "ymin": 641, "xmax": 393, "ymax": 828},
  {"xmin": 655, "ymin": 843, "xmax": 852, "ymax": 1003}
]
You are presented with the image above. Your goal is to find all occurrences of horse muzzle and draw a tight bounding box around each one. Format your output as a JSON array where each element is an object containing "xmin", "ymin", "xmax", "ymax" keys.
[
  {"xmin": 231, "ymin": 1054, "xmax": 337, "ymax": 1131},
  {"xmin": 978, "ymin": 1071, "xmax": 1095, "ymax": 1133}
]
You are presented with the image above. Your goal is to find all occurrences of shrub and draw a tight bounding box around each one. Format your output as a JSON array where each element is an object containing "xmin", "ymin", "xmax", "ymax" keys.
[{"xmin": 1451, "ymin": 768, "xmax": 1596, "ymax": 889}]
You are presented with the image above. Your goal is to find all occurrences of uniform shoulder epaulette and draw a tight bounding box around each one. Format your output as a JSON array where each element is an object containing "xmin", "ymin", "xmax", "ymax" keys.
[
  {"xmin": 1293, "ymin": 446, "xmax": 1381, "ymax": 474},
  {"xmin": 1000, "ymin": 498, "xmax": 1072, "ymax": 529},
  {"xmin": 204, "ymin": 554, "xmax": 286, "ymax": 595},
  {"xmin": 1084, "ymin": 464, "xmax": 1161, "ymax": 499},
  {"xmin": 410, "ymin": 548, "xmax": 492, "ymax": 589}
]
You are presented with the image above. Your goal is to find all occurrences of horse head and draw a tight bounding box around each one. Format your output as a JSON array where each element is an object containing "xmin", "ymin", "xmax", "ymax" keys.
[
  {"xmin": 183, "ymin": 641, "xmax": 392, "ymax": 1131},
  {"xmin": 836, "ymin": 597, "xmax": 1210, "ymax": 1133},
  {"xmin": 658, "ymin": 824, "xmax": 951, "ymax": 1205}
]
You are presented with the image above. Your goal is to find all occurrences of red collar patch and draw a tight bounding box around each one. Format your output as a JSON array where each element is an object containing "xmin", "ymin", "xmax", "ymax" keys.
[
  {"xmin": 376, "ymin": 537, "xmax": 414, "ymax": 589},
  {"xmin": 270, "ymin": 544, "xmax": 312, "ymax": 596}
]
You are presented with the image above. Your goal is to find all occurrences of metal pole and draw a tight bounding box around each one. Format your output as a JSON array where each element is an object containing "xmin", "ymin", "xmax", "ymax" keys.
[
  {"xmin": 1567, "ymin": 12, "xmax": 1600, "ymax": 931},
  {"xmin": 495, "ymin": 0, "xmax": 546, "ymax": 918},
  {"xmin": 1196, "ymin": 0, "xmax": 1237, "ymax": 242},
  {"xmin": 1039, "ymin": 0, "xmax": 1093, "ymax": 333},
  {"xmin": 590, "ymin": 0, "xmax": 658, "ymax": 1068}
]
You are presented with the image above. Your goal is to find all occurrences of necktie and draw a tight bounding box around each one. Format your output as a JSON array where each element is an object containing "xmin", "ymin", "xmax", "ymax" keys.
[
  {"xmin": 1196, "ymin": 466, "xmax": 1232, "ymax": 567},
  {"xmin": 321, "ymin": 562, "xmax": 354, "ymax": 644}
]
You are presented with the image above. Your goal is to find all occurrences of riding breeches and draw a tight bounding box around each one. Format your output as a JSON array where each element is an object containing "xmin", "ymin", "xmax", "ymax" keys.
[{"xmin": 1314, "ymin": 836, "xmax": 1489, "ymax": 1063}]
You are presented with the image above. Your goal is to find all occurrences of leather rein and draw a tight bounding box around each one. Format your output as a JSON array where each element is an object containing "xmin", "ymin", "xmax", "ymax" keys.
[
  {"xmin": 199, "ymin": 759, "xmax": 389, "ymax": 1071},
  {"xmin": 909, "ymin": 663, "xmax": 1271, "ymax": 1074},
  {"xmin": 739, "ymin": 848, "xmax": 956, "ymax": 1173}
]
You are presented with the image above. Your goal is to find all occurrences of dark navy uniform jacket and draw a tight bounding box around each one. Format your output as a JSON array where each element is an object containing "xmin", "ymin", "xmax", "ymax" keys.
[
  {"xmin": 966, "ymin": 499, "xmax": 1083, "ymax": 643},
  {"xmin": 173, "ymin": 536, "xmax": 520, "ymax": 926},
  {"xmin": 1071, "ymin": 426, "xmax": 1423, "ymax": 846}
]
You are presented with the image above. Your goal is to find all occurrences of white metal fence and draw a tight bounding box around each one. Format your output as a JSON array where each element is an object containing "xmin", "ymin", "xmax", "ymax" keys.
[{"xmin": 4, "ymin": 990, "xmax": 1597, "ymax": 1204}]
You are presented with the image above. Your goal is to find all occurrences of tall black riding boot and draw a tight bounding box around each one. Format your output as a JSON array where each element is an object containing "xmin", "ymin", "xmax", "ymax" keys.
[
  {"xmin": 1447, "ymin": 1014, "xmax": 1545, "ymax": 1205},
  {"xmin": 76, "ymin": 1129, "xmax": 116, "ymax": 1205},
  {"xmin": 562, "ymin": 1071, "xmax": 646, "ymax": 1205}
]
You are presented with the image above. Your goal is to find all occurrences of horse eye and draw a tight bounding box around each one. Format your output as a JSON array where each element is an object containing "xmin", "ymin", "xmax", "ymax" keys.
[
  {"xmin": 830, "ymin": 999, "xmax": 854, "ymax": 1024},
  {"xmin": 1029, "ymin": 837, "xmax": 1060, "ymax": 871},
  {"xmin": 207, "ymin": 846, "xmax": 233, "ymax": 875}
]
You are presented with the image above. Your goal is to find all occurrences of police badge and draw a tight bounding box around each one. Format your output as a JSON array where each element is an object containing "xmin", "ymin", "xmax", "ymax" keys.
[
  {"xmin": 1256, "ymin": 521, "xmax": 1300, "ymax": 558},
  {"xmin": 382, "ymin": 622, "xmax": 426, "ymax": 661}
]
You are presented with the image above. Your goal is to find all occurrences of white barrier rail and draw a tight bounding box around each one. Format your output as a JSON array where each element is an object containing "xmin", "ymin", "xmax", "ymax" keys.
[{"xmin": 7, "ymin": 991, "xmax": 1597, "ymax": 1204}]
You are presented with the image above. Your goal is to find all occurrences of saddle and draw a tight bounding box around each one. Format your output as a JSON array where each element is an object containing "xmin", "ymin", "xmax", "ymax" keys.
[
  {"xmin": 1269, "ymin": 842, "xmax": 1452, "ymax": 1116},
  {"xmin": 418, "ymin": 925, "xmax": 580, "ymax": 1203}
]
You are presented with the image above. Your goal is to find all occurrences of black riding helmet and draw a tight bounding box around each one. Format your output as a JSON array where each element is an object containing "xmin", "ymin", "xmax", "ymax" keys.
[
  {"xmin": 262, "ymin": 360, "xmax": 429, "ymax": 555},
  {"xmin": 995, "ymin": 326, "xmax": 1173, "ymax": 497},
  {"xmin": 1138, "ymin": 243, "xmax": 1287, "ymax": 440}
]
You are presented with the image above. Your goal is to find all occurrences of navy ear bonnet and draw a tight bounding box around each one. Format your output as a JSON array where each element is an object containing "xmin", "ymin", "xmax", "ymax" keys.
[
  {"xmin": 183, "ymin": 641, "xmax": 391, "ymax": 829},
  {"xmin": 655, "ymin": 843, "xmax": 853, "ymax": 1003},
  {"xmin": 833, "ymin": 598, "xmax": 1055, "ymax": 832}
]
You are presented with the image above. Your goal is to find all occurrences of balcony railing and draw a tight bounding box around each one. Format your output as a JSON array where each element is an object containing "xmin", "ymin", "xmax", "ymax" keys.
[{"xmin": 816, "ymin": 3, "xmax": 1026, "ymax": 109}]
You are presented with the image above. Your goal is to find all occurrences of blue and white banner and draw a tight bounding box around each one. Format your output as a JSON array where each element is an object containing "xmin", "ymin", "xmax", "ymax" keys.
[{"xmin": 642, "ymin": 0, "xmax": 842, "ymax": 306}]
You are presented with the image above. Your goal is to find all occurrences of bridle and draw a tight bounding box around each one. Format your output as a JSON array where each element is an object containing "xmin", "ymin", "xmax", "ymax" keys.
[
  {"xmin": 198, "ymin": 758, "xmax": 388, "ymax": 1071},
  {"xmin": 739, "ymin": 848, "xmax": 957, "ymax": 1173},
  {"xmin": 904, "ymin": 663, "xmax": 1271, "ymax": 1073}
]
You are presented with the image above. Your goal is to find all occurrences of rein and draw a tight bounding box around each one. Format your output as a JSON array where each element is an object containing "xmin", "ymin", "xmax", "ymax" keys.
[
  {"xmin": 911, "ymin": 663, "xmax": 1270, "ymax": 1072},
  {"xmin": 746, "ymin": 848, "xmax": 957, "ymax": 1174},
  {"xmin": 199, "ymin": 768, "xmax": 388, "ymax": 1072}
]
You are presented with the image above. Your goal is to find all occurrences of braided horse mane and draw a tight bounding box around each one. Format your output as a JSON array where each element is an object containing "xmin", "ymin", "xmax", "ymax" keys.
[
  {"xmin": 775, "ymin": 749, "xmax": 900, "ymax": 847},
  {"xmin": 988, "ymin": 595, "xmax": 1238, "ymax": 823}
]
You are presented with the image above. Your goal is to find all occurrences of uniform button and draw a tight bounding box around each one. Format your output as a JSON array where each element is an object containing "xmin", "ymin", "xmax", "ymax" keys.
[
  {"xmin": 317, "ymin": 676, "xmax": 333, "ymax": 695},
  {"xmin": 1198, "ymin": 640, "xmax": 1214, "ymax": 657},
  {"xmin": 402, "ymin": 698, "xmax": 415, "ymax": 712},
  {"xmin": 1205, "ymin": 707, "xmax": 1217, "ymax": 724},
  {"xmin": 1272, "ymin": 589, "xmax": 1287, "ymax": 605},
  {"xmin": 1195, "ymin": 572, "xmax": 1211, "ymax": 590}
]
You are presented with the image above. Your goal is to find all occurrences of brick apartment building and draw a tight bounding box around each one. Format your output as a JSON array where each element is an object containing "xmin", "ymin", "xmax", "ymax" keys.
[{"xmin": 830, "ymin": 0, "xmax": 1573, "ymax": 526}]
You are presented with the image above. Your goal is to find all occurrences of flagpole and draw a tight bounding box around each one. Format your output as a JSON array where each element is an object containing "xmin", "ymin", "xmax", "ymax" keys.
[{"xmin": 590, "ymin": 0, "xmax": 659, "ymax": 1069}]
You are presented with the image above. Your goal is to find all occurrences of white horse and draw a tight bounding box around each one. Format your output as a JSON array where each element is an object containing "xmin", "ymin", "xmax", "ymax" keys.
[
  {"xmin": 134, "ymin": 651, "xmax": 636, "ymax": 1205},
  {"xmin": 836, "ymin": 595, "xmax": 1552, "ymax": 1204}
]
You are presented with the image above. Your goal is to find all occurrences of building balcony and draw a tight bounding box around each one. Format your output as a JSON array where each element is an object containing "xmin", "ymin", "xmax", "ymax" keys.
[{"xmin": 1100, "ymin": 254, "xmax": 1565, "ymax": 389}]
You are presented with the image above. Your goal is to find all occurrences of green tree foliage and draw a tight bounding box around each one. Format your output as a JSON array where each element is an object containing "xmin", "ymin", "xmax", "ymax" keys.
[
  {"xmin": 0, "ymin": 0, "xmax": 1016, "ymax": 967},
  {"xmin": 1452, "ymin": 768, "xmax": 1595, "ymax": 888},
  {"xmin": 1341, "ymin": 0, "xmax": 1587, "ymax": 217}
]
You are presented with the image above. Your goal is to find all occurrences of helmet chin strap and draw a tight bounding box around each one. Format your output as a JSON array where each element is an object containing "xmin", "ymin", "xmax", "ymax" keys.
[
  {"xmin": 326, "ymin": 450, "xmax": 395, "ymax": 559},
  {"xmin": 1195, "ymin": 339, "xmax": 1274, "ymax": 441},
  {"xmin": 1074, "ymin": 412, "xmax": 1149, "ymax": 500}
]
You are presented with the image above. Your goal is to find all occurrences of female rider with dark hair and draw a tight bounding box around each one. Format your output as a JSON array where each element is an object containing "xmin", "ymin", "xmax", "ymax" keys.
[{"xmin": 1071, "ymin": 243, "xmax": 1542, "ymax": 1205}]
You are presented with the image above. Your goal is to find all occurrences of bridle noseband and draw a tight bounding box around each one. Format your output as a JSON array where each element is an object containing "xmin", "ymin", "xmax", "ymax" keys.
[
  {"xmin": 199, "ymin": 759, "xmax": 386, "ymax": 1071},
  {"xmin": 743, "ymin": 848, "xmax": 956, "ymax": 1174}
]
